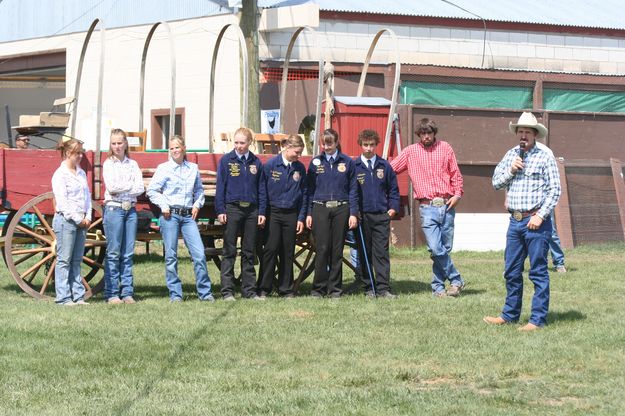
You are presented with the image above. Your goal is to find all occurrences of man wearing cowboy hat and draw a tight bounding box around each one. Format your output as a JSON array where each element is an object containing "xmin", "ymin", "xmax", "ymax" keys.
[{"xmin": 485, "ymin": 112, "xmax": 561, "ymax": 331}]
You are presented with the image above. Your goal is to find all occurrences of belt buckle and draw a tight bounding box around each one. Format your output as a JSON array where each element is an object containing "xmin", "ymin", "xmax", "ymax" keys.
[
  {"xmin": 121, "ymin": 201, "xmax": 132, "ymax": 211},
  {"xmin": 326, "ymin": 201, "xmax": 338, "ymax": 208},
  {"xmin": 512, "ymin": 211, "xmax": 523, "ymax": 221},
  {"xmin": 432, "ymin": 197, "xmax": 445, "ymax": 207},
  {"xmin": 239, "ymin": 202, "xmax": 251, "ymax": 208}
]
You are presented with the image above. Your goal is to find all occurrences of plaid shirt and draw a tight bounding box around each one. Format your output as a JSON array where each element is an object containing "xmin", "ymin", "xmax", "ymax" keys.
[
  {"xmin": 492, "ymin": 145, "xmax": 561, "ymax": 219},
  {"xmin": 391, "ymin": 140, "xmax": 463, "ymax": 200}
]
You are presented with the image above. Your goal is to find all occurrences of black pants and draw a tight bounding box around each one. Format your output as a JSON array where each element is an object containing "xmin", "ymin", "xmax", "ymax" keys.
[
  {"xmin": 259, "ymin": 207, "xmax": 298, "ymax": 296},
  {"xmin": 311, "ymin": 203, "xmax": 349, "ymax": 296},
  {"xmin": 358, "ymin": 212, "xmax": 392, "ymax": 294},
  {"xmin": 220, "ymin": 203, "xmax": 258, "ymax": 298}
]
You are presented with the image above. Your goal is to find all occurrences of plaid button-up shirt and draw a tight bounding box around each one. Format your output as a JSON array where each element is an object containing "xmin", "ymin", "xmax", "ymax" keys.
[
  {"xmin": 390, "ymin": 140, "xmax": 463, "ymax": 200},
  {"xmin": 492, "ymin": 144, "xmax": 561, "ymax": 219}
]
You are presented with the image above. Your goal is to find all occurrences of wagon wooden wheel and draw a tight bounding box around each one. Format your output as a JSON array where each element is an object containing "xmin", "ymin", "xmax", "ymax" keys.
[{"xmin": 4, "ymin": 192, "xmax": 106, "ymax": 300}]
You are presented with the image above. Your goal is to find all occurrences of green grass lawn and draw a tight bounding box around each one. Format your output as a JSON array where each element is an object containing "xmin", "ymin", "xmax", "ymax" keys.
[{"xmin": 1, "ymin": 243, "xmax": 624, "ymax": 415}]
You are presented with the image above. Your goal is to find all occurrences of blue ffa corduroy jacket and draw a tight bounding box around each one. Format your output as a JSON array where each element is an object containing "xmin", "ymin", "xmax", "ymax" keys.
[
  {"xmin": 306, "ymin": 152, "xmax": 358, "ymax": 216},
  {"xmin": 353, "ymin": 155, "xmax": 400, "ymax": 213},
  {"xmin": 262, "ymin": 154, "xmax": 308, "ymax": 221},
  {"xmin": 215, "ymin": 150, "xmax": 266, "ymax": 215}
]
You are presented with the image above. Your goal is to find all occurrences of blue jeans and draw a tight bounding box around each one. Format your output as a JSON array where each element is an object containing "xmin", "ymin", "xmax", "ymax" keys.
[
  {"xmin": 502, "ymin": 215, "xmax": 551, "ymax": 327},
  {"xmin": 103, "ymin": 206, "xmax": 137, "ymax": 300},
  {"xmin": 53, "ymin": 214, "xmax": 86, "ymax": 304},
  {"xmin": 345, "ymin": 230, "xmax": 359, "ymax": 268},
  {"xmin": 549, "ymin": 212, "xmax": 565, "ymax": 267},
  {"xmin": 159, "ymin": 213, "xmax": 213, "ymax": 300},
  {"xmin": 419, "ymin": 204, "xmax": 463, "ymax": 294}
]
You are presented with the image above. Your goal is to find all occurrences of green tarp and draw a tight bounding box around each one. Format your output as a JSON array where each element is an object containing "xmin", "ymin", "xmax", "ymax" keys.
[
  {"xmin": 543, "ymin": 89, "xmax": 625, "ymax": 113},
  {"xmin": 400, "ymin": 81, "xmax": 533, "ymax": 109}
]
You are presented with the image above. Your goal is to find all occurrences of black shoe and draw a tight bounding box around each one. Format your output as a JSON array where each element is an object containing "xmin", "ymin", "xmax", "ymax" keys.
[
  {"xmin": 364, "ymin": 291, "xmax": 376, "ymax": 299},
  {"xmin": 378, "ymin": 291, "xmax": 398, "ymax": 300},
  {"xmin": 328, "ymin": 293, "xmax": 341, "ymax": 300}
]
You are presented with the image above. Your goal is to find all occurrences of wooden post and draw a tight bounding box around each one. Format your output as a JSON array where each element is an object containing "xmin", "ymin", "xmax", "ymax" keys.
[
  {"xmin": 610, "ymin": 158, "xmax": 625, "ymax": 241},
  {"xmin": 555, "ymin": 158, "xmax": 574, "ymax": 248}
]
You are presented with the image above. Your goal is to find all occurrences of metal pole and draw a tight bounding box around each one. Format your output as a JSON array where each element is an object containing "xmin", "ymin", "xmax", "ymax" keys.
[
  {"xmin": 4, "ymin": 105, "xmax": 12, "ymax": 146},
  {"xmin": 208, "ymin": 23, "xmax": 249, "ymax": 152},
  {"xmin": 357, "ymin": 223, "xmax": 376, "ymax": 296}
]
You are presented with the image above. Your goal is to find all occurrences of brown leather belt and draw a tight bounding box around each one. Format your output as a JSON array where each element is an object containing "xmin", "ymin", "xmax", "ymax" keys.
[
  {"xmin": 418, "ymin": 197, "xmax": 448, "ymax": 207},
  {"xmin": 509, "ymin": 209, "xmax": 539, "ymax": 221}
]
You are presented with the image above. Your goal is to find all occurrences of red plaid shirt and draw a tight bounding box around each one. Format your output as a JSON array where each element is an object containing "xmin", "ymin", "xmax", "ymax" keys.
[{"xmin": 391, "ymin": 140, "xmax": 463, "ymax": 200}]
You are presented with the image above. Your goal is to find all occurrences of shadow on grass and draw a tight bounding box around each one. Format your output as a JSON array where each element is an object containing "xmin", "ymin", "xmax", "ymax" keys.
[
  {"xmin": 1, "ymin": 282, "xmax": 25, "ymax": 296},
  {"xmin": 547, "ymin": 309, "xmax": 586, "ymax": 324},
  {"xmin": 111, "ymin": 304, "xmax": 233, "ymax": 415}
]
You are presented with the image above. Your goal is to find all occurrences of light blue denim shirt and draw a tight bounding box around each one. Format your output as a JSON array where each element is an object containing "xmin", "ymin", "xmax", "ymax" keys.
[{"xmin": 146, "ymin": 158, "xmax": 204, "ymax": 212}]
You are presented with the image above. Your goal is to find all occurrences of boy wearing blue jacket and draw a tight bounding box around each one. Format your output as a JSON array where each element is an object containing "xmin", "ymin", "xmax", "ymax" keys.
[{"xmin": 353, "ymin": 129, "xmax": 400, "ymax": 298}]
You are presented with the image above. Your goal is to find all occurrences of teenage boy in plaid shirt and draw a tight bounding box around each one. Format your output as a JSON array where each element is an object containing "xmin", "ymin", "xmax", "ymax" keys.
[{"xmin": 391, "ymin": 118, "xmax": 465, "ymax": 297}]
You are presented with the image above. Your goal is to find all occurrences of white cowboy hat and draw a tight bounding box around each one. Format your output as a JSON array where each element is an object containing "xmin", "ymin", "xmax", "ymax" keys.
[{"xmin": 509, "ymin": 112, "xmax": 548, "ymax": 139}]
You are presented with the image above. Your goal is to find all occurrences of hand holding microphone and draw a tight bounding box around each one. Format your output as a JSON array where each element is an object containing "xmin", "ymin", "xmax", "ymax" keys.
[
  {"xmin": 519, "ymin": 142, "xmax": 526, "ymax": 161},
  {"xmin": 510, "ymin": 142, "xmax": 526, "ymax": 174}
]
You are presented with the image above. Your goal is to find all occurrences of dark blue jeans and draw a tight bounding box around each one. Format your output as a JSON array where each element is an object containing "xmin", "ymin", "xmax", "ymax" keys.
[{"xmin": 502, "ymin": 215, "xmax": 551, "ymax": 326}]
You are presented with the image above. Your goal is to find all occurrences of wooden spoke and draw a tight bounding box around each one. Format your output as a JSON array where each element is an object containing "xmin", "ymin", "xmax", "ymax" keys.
[
  {"xmin": 84, "ymin": 240, "xmax": 107, "ymax": 248},
  {"xmin": 32, "ymin": 205, "xmax": 55, "ymax": 240},
  {"xmin": 15, "ymin": 224, "xmax": 52, "ymax": 246},
  {"xmin": 14, "ymin": 250, "xmax": 42, "ymax": 266},
  {"xmin": 89, "ymin": 217, "xmax": 103, "ymax": 230},
  {"xmin": 82, "ymin": 255, "xmax": 104, "ymax": 270},
  {"xmin": 11, "ymin": 246, "xmax": 51, "ymax": 256},
  {"xmin": 39, "ymin": 260, "xmax": 57, "ymax": 295},
  {"xmin": 25, "ymin": 255, "xmax": 50, "ymax": 284},
  {"xmin": 82, "ymin": 277, "xmax": 92, "ymax": 293},
  {"xmin": 19, "ymin": 252, "xmax": 54, "ymax": 283}
]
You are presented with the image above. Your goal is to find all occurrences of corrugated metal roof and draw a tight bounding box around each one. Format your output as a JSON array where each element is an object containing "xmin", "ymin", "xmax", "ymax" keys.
[
  {"xmin": 0, "ymin": 0, "xmax": 233, "ymax": 43},
  {"xmin": 2, "ymin": 0, "xmax": 625, "ymax": 44},
  {"xmin": 259, "ymin": 0, "xmax": 625, "ymax": 31}
]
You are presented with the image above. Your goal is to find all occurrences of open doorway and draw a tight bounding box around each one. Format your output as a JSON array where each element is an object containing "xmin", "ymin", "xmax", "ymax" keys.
[{"xmin": 0, "ymin": 51, "xmax": 66, "ymax": 148}]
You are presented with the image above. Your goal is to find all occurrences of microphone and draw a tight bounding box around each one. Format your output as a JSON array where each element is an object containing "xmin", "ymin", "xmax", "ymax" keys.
[{"xmin": 519, "ymin": 142, "xmax": 526, "ymax": 160}]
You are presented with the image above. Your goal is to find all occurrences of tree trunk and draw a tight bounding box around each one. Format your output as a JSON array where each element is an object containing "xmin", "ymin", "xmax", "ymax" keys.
[{"xmin": 241, "ymin": 0, "xmax": 260, "ymax": 133}]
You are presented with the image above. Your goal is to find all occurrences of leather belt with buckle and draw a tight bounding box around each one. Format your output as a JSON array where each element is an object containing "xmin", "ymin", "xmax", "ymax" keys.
[
  {"xmin": 314, "ymin": 200, "xmax": 348, "ymax": 208},
  {"xmin": 170, "ymin": 207, "xmax": 192, "ymax": 216},
  {"xmin": 107, "ymin": 201, "xmax": 135, "ymax": 211},
  {"xmin": 510, "ymin": 209, "xmax": 538, "ymax": 221},
  {"xmin": 419, "ymin": 197, "xmax": 448, "ymax": 207}
]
